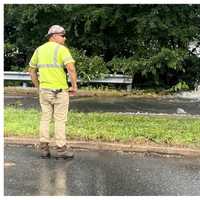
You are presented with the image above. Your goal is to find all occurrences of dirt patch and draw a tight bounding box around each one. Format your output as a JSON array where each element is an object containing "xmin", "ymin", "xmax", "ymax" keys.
[
  {"xmin": 4, "ymin": 86, "xmax": 171, "ymax": 98},
  {"xmin": 4, "ymin": 87, "xmax": 39, "ymax": 97}
]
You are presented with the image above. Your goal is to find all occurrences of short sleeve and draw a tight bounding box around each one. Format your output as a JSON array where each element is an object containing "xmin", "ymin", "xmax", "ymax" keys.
[
  {"xmin": 29, "ymin": 49, "xmax": 38, "ymax": 68},
  {"xmin": 60, "ymin": 46, "xmax": 75, "ymax": 65}
]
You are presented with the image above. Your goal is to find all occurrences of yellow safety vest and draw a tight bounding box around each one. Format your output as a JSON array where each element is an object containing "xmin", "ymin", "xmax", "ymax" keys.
[{"xmin": 29, "ymin": 41, "xmax": 75, "ymax": 89}]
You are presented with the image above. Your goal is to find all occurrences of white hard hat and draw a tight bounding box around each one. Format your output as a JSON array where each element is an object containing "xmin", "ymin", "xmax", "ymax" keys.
[{"xmin": 46, "ymin": 25, "xmax": 65, "ymax": 37}]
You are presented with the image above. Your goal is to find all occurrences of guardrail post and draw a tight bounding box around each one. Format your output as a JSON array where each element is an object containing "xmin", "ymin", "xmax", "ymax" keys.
[
  {"xmin": 22, "ymin": 82, "xmax": 28, "ymax": 88},
  {"xmin": 126, "ymin": 84, "xmax": 132, "ymax": 92}
]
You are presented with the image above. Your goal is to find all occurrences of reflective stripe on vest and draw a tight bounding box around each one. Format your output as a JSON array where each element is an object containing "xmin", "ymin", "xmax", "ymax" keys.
[{"xmin": 37, "ymin": 44, "xmax": 64, "ymax": 68}]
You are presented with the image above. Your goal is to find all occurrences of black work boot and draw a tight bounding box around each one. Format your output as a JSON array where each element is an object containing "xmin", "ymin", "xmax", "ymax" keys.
[
  {"xmin": 39, "ymin": 142, "xmax": 50, "ymax": 158},
  {"xmin": 55, "ymin": 145, "xmax": 74, "ymax": 159}
]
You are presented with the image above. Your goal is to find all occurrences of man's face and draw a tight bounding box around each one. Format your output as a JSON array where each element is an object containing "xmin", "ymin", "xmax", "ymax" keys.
[{"xmin": 53, "ymin": 33, "xmax": 66, "ymax": 45}]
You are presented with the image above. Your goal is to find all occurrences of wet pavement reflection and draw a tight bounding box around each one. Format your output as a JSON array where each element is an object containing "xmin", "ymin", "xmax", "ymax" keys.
[
  {"xmin": 4, "ymin": 145, "xmax": 200, "ymax": 196},
  {"xmin": 4, "ymin": 95, "xmax": 200, "ymax": 115}
]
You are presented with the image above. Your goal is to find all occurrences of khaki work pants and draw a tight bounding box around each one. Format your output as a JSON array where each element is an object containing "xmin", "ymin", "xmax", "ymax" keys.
[{"xmin": 39, "ymin": 89, "xmax": 69, "ymax": 147}]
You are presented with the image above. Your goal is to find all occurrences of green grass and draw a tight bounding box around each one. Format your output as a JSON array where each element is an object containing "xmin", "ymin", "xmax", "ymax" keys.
[{"xmin": 4, "ymin": 107, "xmax": 200, "ymax": 148}]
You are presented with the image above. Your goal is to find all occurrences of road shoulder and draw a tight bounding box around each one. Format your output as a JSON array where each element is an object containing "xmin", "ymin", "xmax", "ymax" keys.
[{"xmin": 4, "ymin": 136, "xmax": 200, "ymax": 158}]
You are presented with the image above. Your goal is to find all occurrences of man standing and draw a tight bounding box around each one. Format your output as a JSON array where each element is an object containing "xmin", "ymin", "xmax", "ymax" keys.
[{"xmin": 28, "ymin": 25, "xmax": 77, "ymax": 159}]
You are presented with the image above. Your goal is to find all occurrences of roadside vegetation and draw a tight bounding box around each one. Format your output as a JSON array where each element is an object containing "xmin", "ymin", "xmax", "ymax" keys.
[
  {"xmin": 4, "ymin": 5, "xmax": 200, "ymax": 92},
  {"xmin": 5, "ymin": 5, "xmax": 200, "ymax": 152},
  {"xmin": 4, "ymin": 107, "xmax": 200, "ymax": 149}
]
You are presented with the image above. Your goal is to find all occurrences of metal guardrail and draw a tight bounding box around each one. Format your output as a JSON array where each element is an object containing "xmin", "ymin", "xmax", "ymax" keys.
[
  {"xmin": 4, "ymin": 71, "xmax": 132, "ymax": 90},
  {"xmin": 4, "ymin": 71, "xmax": 31, "ymax": 81},
  {"xmin": 4, "ymin": 71, "xmax": 132, "ymax": 83}
]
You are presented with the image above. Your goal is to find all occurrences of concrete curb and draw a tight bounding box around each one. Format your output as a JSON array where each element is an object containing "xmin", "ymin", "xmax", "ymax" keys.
[{"xmin": 4, "ymin": 137, "xmax": 200, "ymax": 158}]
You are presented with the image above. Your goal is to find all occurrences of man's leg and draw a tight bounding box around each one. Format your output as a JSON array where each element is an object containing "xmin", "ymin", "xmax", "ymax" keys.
[
  {"xmin": 54, "ymin": 91, "xmax": 69, "ymax": 147},
  {"xmin": 39, "ymin": 90, "xmax": 54, "ymax": 157},
  {"xmin": 54, "ymin": 91, "xmax": 73, "ymax": 158}
]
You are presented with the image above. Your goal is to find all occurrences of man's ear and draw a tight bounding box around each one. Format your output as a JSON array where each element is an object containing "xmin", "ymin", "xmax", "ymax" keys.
[{"xmin": 51, "ymin": 34, "xmax": 57, "ymax": 40}]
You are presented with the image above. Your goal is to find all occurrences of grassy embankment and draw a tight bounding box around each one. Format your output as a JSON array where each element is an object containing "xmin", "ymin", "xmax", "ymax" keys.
[{"xmin": 4, "ymin": 107, "xmax": 200, "ymax": 149}]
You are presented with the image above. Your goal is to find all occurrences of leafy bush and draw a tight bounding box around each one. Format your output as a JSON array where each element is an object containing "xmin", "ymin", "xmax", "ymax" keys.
[
  {"xmin": 70, "ymin": 48, "xmax": 108, "ymax": 81},
  {"xmin": 107, "ymin": 57, "xmax": 142, "ymax": 75},
  {"xmin": 169, "ymin": 81, "xmax": 189, "ymax": 92},
  {"xmin": 107, "ymin": 48, "xmax": 186, "ymax": 86}
]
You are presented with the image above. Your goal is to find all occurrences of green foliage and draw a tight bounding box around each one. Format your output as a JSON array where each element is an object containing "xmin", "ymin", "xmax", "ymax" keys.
[
  {"xmin": 4, "ymin": 107, "xmax": 200, "ymax": 147},
  {"xmin": 107, "ymin": 48, "xmax": 187, "ymax": 86},
  {"xmin": 169, "ymin": 81, "xmax": 190, "ymax": 92},
  {"xmin": 107, "ymin": 57, "xmax": 140, "ymax": 75},
  {"xmin": 182, "ymin": 55, "xmax": 200, "ymax": 87},
  {"xmin": 142, "ymin": 48, "xmax": 186, "ymax": 85},
  {"xmin": 4, "ymin": 4, "xmax": 200, "ymax": 89},
  {"xmin": 70, "ymin": 48, "xmax": 108, "ymax": 81}
]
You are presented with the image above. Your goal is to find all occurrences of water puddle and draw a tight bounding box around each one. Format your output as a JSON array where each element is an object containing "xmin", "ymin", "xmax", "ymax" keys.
[
  {"xmin": 4, "ymin": 161, "xmax": 16, "ymax": 167},
  {"xmin": 175, "ymin": 85, "xmax": 200, "ymax": 102},
  {"xmin": 4, "ymin": 91, "xmax": 200, "ymax": 115}
]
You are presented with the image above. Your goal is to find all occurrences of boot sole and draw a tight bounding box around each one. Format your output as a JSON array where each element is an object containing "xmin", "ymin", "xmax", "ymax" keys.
[
  {"xmin": 40, "ymin": 153, "xmax": 51, "ymax": 159},
  {"xmin": 54, "ymin": 155, "xmax": 74, "ymax": 160}
]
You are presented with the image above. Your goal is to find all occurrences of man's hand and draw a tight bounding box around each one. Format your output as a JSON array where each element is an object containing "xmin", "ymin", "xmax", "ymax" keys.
[
  {"xmin": 28, "ymin": 67, "xmax": 39, "ymax": 88},
  {"xmin": 66, "ymin": 63, "xmax": 78, "ymax": 96},
  {"xmin": 69, "ymin": 86, "xmax": 78, "ymax": 96}
]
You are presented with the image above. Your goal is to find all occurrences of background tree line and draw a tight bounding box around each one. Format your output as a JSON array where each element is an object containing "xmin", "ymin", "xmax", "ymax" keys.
[{"xmin": 4, "ymin": 4, "xmax": 200, "ymax": 90}]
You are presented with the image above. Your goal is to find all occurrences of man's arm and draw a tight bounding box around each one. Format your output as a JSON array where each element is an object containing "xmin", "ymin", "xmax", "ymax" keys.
[
  {"xmin": 66, "ymin": 63, "xmax": 78, "ymax": 95},
  {"xmin": 28, "ymin": 67, "xmax": 39, "ymax": 88}
]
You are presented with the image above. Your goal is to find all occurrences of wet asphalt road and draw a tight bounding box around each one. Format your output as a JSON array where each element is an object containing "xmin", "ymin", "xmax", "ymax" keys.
[
  {"xmin": 4, "ymin": 95, "xmax": 200, "ymax": 115},
  {"xmin": 4, "ymin": 145, "xmax": 200, "ymax": 196}
]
